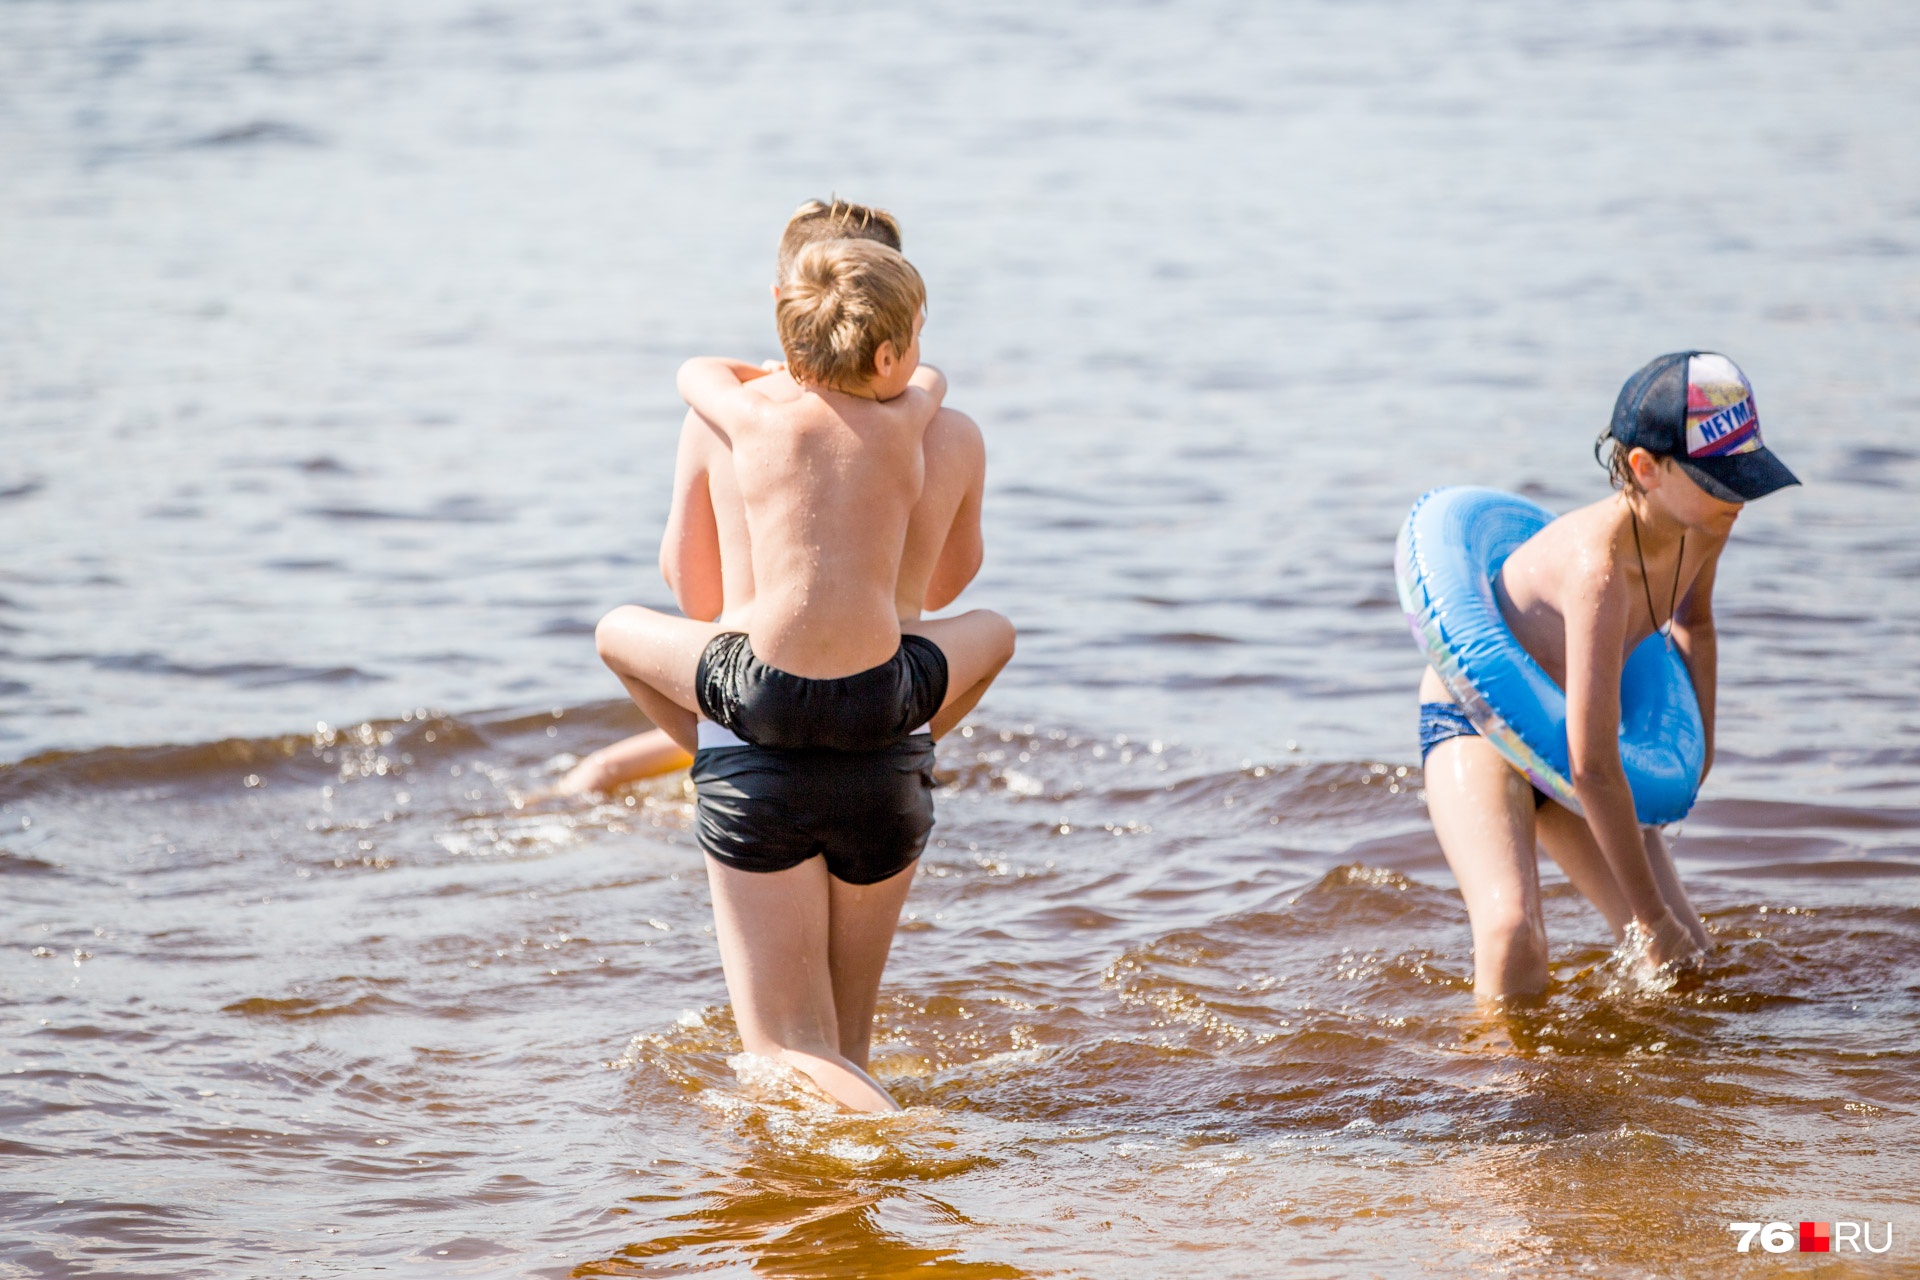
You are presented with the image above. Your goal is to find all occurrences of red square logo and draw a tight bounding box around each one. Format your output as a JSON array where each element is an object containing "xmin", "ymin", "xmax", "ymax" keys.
[{"xmin": 1800, "ymin": 1222, "xmax": 1831, "ymax": 1253}]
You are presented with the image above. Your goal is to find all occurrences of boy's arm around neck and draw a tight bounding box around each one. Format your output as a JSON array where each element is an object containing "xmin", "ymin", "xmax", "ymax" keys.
[
  {"xmin": 908, "ymin": 363, "xmax": 948, "ymax": 407},
  {"xmin": 677, "ymin": 357, "xmax": 772, "ymax": 437}
]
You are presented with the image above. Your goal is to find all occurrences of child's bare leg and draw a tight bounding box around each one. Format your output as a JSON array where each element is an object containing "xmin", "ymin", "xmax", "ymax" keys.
[
  {"xmin": 1423, "ymin": 734, "xmax": 1549, "ymax": 998},
  {"xmin": 902, "ymin": 610, "xmax": 1015, "ymax": 740},
  {"xmin": 556, "ymin": 729, "xmax": 692, "ymax": 795},
  {"xmin": 594, "ymin": 606, "xmax": 731, "ymax": 753},
  {"xmin": 1641, "ymin": 825, "xmax": 1710, "ymax": 951},
  {"xmin": 825, "ymin": 864, "xmax": 918, "ymax": 1071},
  {"xmin": 704, "ymin": 856, "xmax": 901, "ymax": 1113},
  {"xmin": 1536, "ymin": 802, "xmax": 1635, "ymax": 940}
]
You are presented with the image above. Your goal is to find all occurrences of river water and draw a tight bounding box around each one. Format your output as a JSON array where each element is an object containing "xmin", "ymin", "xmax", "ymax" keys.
[{"xmin": 4, "ymin": 2, "xmax": 1919, "ymax": 1276}]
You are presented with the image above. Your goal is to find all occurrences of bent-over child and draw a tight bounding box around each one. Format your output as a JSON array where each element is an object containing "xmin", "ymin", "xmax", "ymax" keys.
[{"xmin": 1419, "ymin": 352, "xmax": 1798, "ymax": 998}]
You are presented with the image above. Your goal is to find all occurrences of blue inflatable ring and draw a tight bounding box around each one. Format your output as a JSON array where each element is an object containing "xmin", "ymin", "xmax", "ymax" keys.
[{"xmin": 1395, "ymin": 486, "xmax": 1704, "ymax": 825}]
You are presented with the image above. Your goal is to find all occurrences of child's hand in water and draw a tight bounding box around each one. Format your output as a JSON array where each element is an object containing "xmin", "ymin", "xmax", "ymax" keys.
[
  {"xmin": 1607, "ymin": 910, "xmax": 1707, "ymax": 997},
  {"xmin": 1641, "ymin": 908, "xmax": 1707, "ymax": 972}
]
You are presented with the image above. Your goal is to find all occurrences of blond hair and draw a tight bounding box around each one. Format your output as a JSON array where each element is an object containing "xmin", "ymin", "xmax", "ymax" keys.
[
  {"xmin": 776, "ymin": 198, "xmax": 902, "ymax": 283},
  {"xmin": 777, "ymin": 240, "xmax": 924, "ymax": 390}
]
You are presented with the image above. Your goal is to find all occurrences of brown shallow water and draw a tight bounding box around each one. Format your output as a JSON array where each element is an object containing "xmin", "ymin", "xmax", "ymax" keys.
[{"xmin": 5, "ymin": 1, "xmax": 1920, "ymax": 1276}]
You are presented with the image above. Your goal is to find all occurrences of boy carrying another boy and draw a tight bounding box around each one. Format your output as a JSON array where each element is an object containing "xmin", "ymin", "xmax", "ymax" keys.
[
  {"xmin": 559, "ymin": 201, "xmax": 988, "ymax": 795},
  {"xmin": 596, "ymin": 208, "xmax": 1014, "ymax": 1111}
]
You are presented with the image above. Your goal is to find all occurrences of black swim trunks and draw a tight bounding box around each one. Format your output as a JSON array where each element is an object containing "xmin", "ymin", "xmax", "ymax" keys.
[
  {"xmin": 1418, "ymin": 701, "xmax": 1549, "ymax": 809},
  {"xmin": 696, "ymin": 632, "xmax": 948, "ymax": 753},
  {"xmin": 691, "ymin": 734, "xmax": 937, "ymax": 885}
]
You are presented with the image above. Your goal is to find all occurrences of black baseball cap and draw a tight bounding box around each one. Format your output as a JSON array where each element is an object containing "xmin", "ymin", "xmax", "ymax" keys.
[{"xmin": 1609, "ymin": 352, "xmax": 1799, "ymax": 502}]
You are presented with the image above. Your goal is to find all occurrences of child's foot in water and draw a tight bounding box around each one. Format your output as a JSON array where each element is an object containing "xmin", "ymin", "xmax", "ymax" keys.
[{"xmin": 554, "ymin": 728, "xmax": 692, "ymax": 796}]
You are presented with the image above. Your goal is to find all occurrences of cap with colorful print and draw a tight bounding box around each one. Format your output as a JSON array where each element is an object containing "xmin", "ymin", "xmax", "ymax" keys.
[{"xmin": 1608, "ymin": 351, "xmax": 1799, "ymax": 502}]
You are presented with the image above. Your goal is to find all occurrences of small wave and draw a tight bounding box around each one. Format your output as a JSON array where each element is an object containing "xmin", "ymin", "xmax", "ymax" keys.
[
  {"xmin": 262, "ymin": 558, "xmax": 344, "ymax": 573},
  {"xmin": 1, "ymin": 732, "xmax": 329, "ymax": 801},
  {"xmin": 0, "ymin": 700, "xmax": 649, "ymax": 801},
  {"xmin": 1126, "ymin": 630, "xmax": 1244, "ymax": 648},
  {"xmin": 1723, "ymin": 858, "xmax": 1920, "ymax": 879},
  {"xmin": 936, "ymin": 725, "xmax": 1418, "ymax": 810},
  {"xmin": 185, "ymin": 120, "xmax": 322, "ymax": 149},
  {"xmin": 0, "ymin": 850, "xmax": 64, "ymax": 877},
  {"xmin": 1690, "ymin": 795, "xmax": 1920, "ymax": 832},
  {"xmin": 224, "ymin": 983, "xmax": 410, "ymax": 1021},
  {"xmin": 304, "ymin": 498, "xmax": 509, "ymax": 524},
  {"xmin": 28, "ymin": 651, "xmax": 382, "ymax": 689}
]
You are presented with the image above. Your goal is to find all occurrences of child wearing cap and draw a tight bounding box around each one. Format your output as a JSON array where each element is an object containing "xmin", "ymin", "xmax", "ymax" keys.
[{"xmin": 1417, "ymin": 352, "xmax": 1799, "ymax": 998}]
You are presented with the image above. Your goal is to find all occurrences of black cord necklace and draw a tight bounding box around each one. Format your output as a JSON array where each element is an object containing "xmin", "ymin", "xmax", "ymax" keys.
[{"xmin": 1629, "ymin": 503, "xmax": 1684, "ymax": 648}]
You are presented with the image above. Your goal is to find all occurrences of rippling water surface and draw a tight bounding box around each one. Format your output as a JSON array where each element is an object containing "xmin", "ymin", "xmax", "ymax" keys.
[{"xmin": 5, "ymin": 2, "xmax": 1919, "ymax": 1276}]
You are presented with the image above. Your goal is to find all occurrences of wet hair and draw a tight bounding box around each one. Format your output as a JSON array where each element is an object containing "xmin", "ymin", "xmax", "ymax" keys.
[
  {"xmin": 1595, "ymin": 430, "xmax": 1642, "ymax": 492},
  {"xmin": 777, "ymin": 240, "xmax": 924, "ymax": 391},
  {"xmin": 776, "ymin": 198, "xmax": 903, "ymax": 283}
]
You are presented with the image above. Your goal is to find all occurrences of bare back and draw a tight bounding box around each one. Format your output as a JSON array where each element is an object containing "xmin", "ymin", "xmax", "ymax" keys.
[
  {"xmin": 678, "ymin": 368, "xmax": 983, "ymax": 637},
  {"xmin": 733, "ymin": 389, "xmax": 926, "ymax": 675},
  {"xmin": 672, "ymin": 359, "xmax": 936, "ymax": 678}
]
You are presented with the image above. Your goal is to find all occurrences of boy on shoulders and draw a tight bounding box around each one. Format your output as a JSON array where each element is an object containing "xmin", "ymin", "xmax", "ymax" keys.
[
  {"xmin": 596, "ymin": 237, "xmax": 1011, "ymax": 755},
  {"xmin": 559, "ymin": 201, "xmax": 987, "ymax": 793}
]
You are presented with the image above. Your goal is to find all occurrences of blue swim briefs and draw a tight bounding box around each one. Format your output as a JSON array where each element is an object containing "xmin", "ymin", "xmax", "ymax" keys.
[{"xmin": 1418, "ymin": 701, "xmax": 1549, "ymax": 809}]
